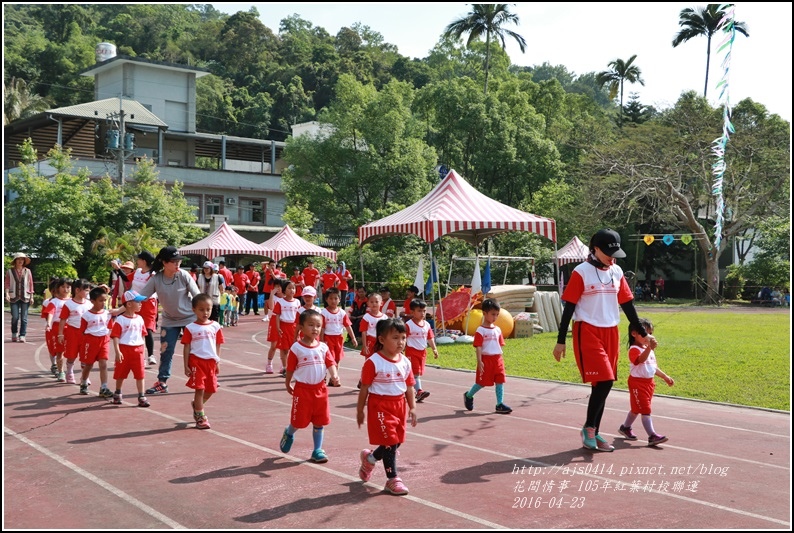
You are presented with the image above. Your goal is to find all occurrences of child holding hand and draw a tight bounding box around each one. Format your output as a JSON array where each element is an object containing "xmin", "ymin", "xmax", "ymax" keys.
[
  {"xmin": 183, "ymin": 293, "xmax": 224, "ymax": 430},
  {"xmin": 110, "ymin": 291, "xmax": 150, "ymax": 407},
  {"xmin": 321, "ymin": 287, "xmax": 358, "ymax": 386},
  {"xmin": 78, "ymin": 286, "xmax": 114, "ymax": 397}
]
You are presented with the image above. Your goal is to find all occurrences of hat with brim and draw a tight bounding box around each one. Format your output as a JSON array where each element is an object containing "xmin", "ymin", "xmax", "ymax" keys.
[
  {"xmin": 203, "ymin": 260, "xmax": 214, "ymax": 269},
  {"xmin": 302, "ymin": 286, "xmax": 317, "ymax": 298},
  {"xmin": 590, "ymin": 228, "xmax": 626, "ymax": 258},
  {"xmin": 12, "ymin": 252, "xmax": 31, "ymax": 266},
  {"xmin": 120, "ymin": 261, "xmax": 135, "ymax": 271},
  {"xmin": 122, "ymin": 290, "xmax": 147, "ymax": 304},
  {"xmin": 156, "ymin": 246, "xmax": 185, "ymax": 263}
]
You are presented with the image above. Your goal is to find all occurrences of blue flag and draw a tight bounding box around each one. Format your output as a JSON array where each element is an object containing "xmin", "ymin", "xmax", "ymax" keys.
[
  {"xmin": 481, "ymin": 257, "xmax": 492, "ymax": 297},
  {"xmin": 424, "ymin": 258, "xmax": 438, "ymax": 296}
]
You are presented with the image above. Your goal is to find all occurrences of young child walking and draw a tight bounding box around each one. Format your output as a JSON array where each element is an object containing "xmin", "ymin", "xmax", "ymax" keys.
[
  {"xmin": 359, "ymin": 292, "xmax": 385, "ymax": 358},
  {"xmin": 274, "ymin": 280, "xmax": 302, "ymax": 377},
  {"xmin": 229, "ymin": 286, "xmax": 240, "ymax": 326},
  {"xmin": 463, "ymin": 298, "xmax": 512, "ymax": 414},
  {"xmin": 219, "ymin": 285, "xmax": 231, "ymax": 327},
  {"xmin": 78, "ymin": 286, "xmax": 114, "ymax": 397},
  {"xmin": 58, "ymin": 279, "xmax": 94, "ymax": 384},
  {"xmin": 279, "ymin": 309, "xmax": 341, "ymax": 462},
  {"xmin": 294, "ymin": 286, "xmax": 320, "ymax": 342},
  {"xmin": 42, "ymin": 277, "xmax": 66, "ymax": 376},
  {"xmin": 110, "ymin": 291, "xmax": 150, "ymax": 407},
  {"xmin": 182, "ymin": 293, "xmax": 224, "ymax": 430},
  {"xmin": 321, "ymin": 287, "xmax": 358, "ymax": 386},
  {"xmin": 404, "ymin": 299, "xmax": 439, "ymax": 402},
  {"xmin": 357, "ymin": 318, "xmax": 417, "ymax": 495},
  {"xmin": 265, "ymin": 281, "xmax": 284, "ymax": 373},
  {"xmin": 619, "ymin": 318, "xmax": 674, "ymax": 446}
]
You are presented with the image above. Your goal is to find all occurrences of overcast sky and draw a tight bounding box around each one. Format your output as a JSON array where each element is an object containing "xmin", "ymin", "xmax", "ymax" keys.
[{"xmin": 215, "ymin": 2, "xmax": 792, "ymax": 121}]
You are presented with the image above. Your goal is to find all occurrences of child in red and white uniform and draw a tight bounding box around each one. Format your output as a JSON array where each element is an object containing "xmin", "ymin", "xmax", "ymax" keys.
[
  {"xmin": 321, "ymin": 287, "xmax": 358, "ymax": 385},
  {"xmin": 279, "ymin": 309, "xmax": 340, "ymax": 463},
  {"xmin": 131, "ymin": 251, "xmax": 158, "ymax": 366},
  {"xmin": 357, "ymin": 318, "xmax": 417, "ymax": 495},
  {"xmin": 41, "ymin": 277, "xmax": 63, "ymax": 375},
  {"xmin": 462, "ymin": 298, "xmax": 512, "ymax": 414},
  {"xmin": 404, "ymin": 299, "xmax": 438, "ymax": 402},
  {"xmin": 619, "ymin": 318, "xmax": 674, "ymax": 446},
  {"xmin": 58, "ymin": 279, "xmax": 94, "ymax": 384},
  {"xmin": 78, "ymin": 286, "xmax": 114, "ymax": 398},
  {"xmin": 399, "ymin": 285, "xmax": 420, "ymax": 320},
  {"xmin": 182, "ymin": 293, "xmax": 224, "ymax": 430},
  {"xmin": 265, "ymin": 281, "xmax": 284, "ymax": 374},
  {"xmin": 274, "ymin": 280, "xmax": 301, "ymax": 377},
  {"xmin": 359, "ymin": 292, "xmax": 385, "ymax": 359},
  {"xmin": 110, "ymin": 290, "xmax": 150, "ymax": 407},
  {"xmin": 294, "ymin": 285, "xmax": 319, "ymax": 341},
  {"xmin": 553, "ymin": 228, "xmax": 651, "ymax": 453},
  {"xmin": 379, "ymin": 286, "xmax": 397, "ymax": 318}
]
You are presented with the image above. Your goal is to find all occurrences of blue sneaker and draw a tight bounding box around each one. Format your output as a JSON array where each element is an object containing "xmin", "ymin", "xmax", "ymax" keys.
[
  {"xmin": 581, "ymin": 426, "xmax": 597, "ymax": 449},
  {"xmin": 310, "ymin": 449, "xmax": 328, "ymax": 463},
  {"xmin": 280, "ymin": 428, "xmax": 294, "ymax": 453},
  {"xmin": 495, "ymin": 403, "xmax": 512, "ymax": 414},
  {"xmin": 463, "ymin": 392, "xmax": 474, "ymax": 411}
]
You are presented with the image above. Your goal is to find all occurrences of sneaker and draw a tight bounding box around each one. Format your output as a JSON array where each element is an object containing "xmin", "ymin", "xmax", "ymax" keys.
[
  {"xmin": 265, "ymin": 363, "xmax": 274, "ymax": 374},
  {"xmin": 18, "ymin": 336, "xmax": 26, "ymax": 343},
  {"xmin": 463, "ymin": 392, "xmax": 474, "ymax": 411},
  {"xmin": 147, "ymin": 355, "xmax": 157, "ymax": 366},
  {"xmin": 50, "ymin": 364, "xmax": 58, "ymax": 375},
  {"xmin": 495, "ymin": 403, "xmax": 513, "ymax": 414},
  {"xmin": 146, "ymin": 381, "xmax": 169, "ymax": 395},
  {"xmin": 112, "ymin": 392, "xmax": 123, "ymax": 405},
  {"xmin": 310, "ymin": 449, "xmax": 329, "ymax": 463},
  {"xmin": 99, "ymin": 387, "xmax": 114, "ymax": 399},
  {"xmin": 196, "ymin": 415, "xmax": 211, "ymax": 430},
  {"xmin": 648, "ymin": 434, "xmax": 669, "ymax": 446},
  {"xmin": 279, "ymin": 428, "xmax": 294, "ymax": 453},
  {"xmin": 594, "ymin": 434, "xmax": 614, "ymax": 452},
  {"xmin": 581, "ymin": 426, "xmax": 597, "ymax": 450},
  {"xmin": 279, "ymin": 368, "xmax": 287, "ymax": 377},
  {"xmin": 416, "ymin": 390, "xmax": 430, "ymax": 402},
  {"xmin": 138, "ymin": 396, "xmax": 151, "ymax": 408},
  {"xmin": 79, "ymin": 383, "xmax": 89, "ymax": 395},
  {"xmin": 385, "ymin": 477, "xmax": 409, "ymax": 495},
  {"xmin": 57, "ymin": 371, "xmax": 66, "ymax": 382},
  {"xmin": 11, "ymin": 336, "xmax": 18, "ymax": 342},
  {"xmin": 359, "ymin": 449, "xmax": 375, "ymax": 482},
  {"xmin": 619, "ymin": 425, "xmax": 638, "ymax": 440},
  {"xmin": 65, "ymin": 372, "xmax": 76, "ymax": 384}
]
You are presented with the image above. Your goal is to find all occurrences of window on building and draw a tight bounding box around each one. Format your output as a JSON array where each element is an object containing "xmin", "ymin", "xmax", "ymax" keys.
[
  {"xmin": 205, "ymin": 196, "xmax": 223, "ymax": 219},
  {"xmin": 239, "ymin": 197, "xmax": 265, "ymax": 224},
  {"xmin": 184, "ymin": 194, "xmax": 201, "ymax": 222}
]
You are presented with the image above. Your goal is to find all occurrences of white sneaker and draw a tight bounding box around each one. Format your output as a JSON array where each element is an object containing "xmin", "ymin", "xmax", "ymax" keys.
[{"xmin": 147, "ymin": 355, "xmax": 157, "ymax": 365}]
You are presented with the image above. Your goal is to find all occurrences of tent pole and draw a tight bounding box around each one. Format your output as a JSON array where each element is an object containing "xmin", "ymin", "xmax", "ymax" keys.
[
  {"xmin": 463, "ymin": 253, "xmax": 477, "ymax": 335},
  {"xmin": 431, "ymin": 244, "xmax": 447, "ymax": 336},
  {"xmin": 359, "ymin": 244, "xmax": 365, "ymax": 287},
  {"xmin": 554, "ymin": 241, "xmax": 560, "ymax": 294},
  {"xmin": 427, "ymin": 245, "xmax": 436, "ymax": 331}
]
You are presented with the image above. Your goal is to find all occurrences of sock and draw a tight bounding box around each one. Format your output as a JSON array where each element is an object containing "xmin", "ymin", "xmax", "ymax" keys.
[
  {"xmin": 312, "ymin": 426, "xmax": 324, "ymax": 450},
  {"xmin": 101, "ymin": 382, "xmax": 108, "ymax": 390},
  {"xmin": 138, "ymin": 392, "xmax": 145, "ymax": 398},
  {"xmin": 81, "ymin": 379, "xmax": 87, "ymax": 386},
  {"xmin": 641, "ymin": 415, "xmax": 656, "ymax": 436},
  {"xmin": 495, "ymin": 383, "xmax": 504, "ymax": 404},
  {"xmin": 286, "ymin": 424, "xmax": 297, "ymax": 436},
  {"xmin": 50, "ymin": 356, "xmax": 56, "ymax": 364},
  {"xmin": 623, "ymin": 412, "xmax": 639, "ymax": 428},
  {"xmin": 467, "ymin": 383, "xmax": 483, "ymax": 397},
  {"xmin": 66, "ymin": 361, "xmax": 75, "ymax": 372},
  {"xmin": 115, "ymin": 390, "xmax": 122, "ymax": 395},
  {"xmin": 414, "ymin": 377, "xmax": 422, "ymax": 392}
]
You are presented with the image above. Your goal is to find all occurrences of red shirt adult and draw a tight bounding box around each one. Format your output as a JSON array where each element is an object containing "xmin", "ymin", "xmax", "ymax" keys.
[
  {"xmin": 302, "ymin": 264, "xmax": 320, "ymax": 291},
  {"xmin": 291, "ymin": 272, "xmax": 305, "ymax": 297},
  {"xmin": 218, "ymin": 265, "xmax": 234, "ymax": 287},
  {"xmin": 263, "ymin": 265, "xmax": 285, "ymax": 294},
  {"xmin": 246, "ymin": 268, "xmax": 261, "ymax": 294},
  {"xmin": 233, "ymin": 270, "xmax": 250, "ymax": 294},
  {"xmin": 321, "ymin": 268, "xmax": 338, "ymax": 293},
  {"xmin": 336, "ymin": 268, "xmax": 352, "ymax": 292}
]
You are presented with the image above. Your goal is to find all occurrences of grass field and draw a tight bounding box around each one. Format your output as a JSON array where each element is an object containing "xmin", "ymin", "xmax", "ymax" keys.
[{"xmin": 432, "ymin": 310, "xmax": 791, "ymax": 411}]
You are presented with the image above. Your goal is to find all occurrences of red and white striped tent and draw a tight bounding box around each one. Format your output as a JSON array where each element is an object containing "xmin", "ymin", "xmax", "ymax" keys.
[
  {"xmin": 260, "ymin": 224, "xmax": 337, "ymax": 262},
  {"xmin": 178, "ymin": 221, "xmax": 269, "ymax": 259},
  {"xmin": 358, "ymin": 169, "xmax": 556, "ymax": 246},
  {"xmin": 554, "ymin": 236, "xmax": 589, "ymax": 266}
]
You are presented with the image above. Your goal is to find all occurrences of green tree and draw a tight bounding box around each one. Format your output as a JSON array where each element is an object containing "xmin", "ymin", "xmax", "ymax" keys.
[
  {"xmin": 442, "ymin": 3, "xmax": 526, "ymax": 95},
  {"xmin": 596, "ymin": 54, "xmax": 644, "ymax": 126},
  {"xmin": 3, "ymin": 77, "xmax": 52, "ymax": 125},
  {"xmin": 622, "ymin": 92, "xmax": 656, "ymax": 125},
  {"xmin": 672, "ymin": 4, "xmax": 749, "ymax": 98}
]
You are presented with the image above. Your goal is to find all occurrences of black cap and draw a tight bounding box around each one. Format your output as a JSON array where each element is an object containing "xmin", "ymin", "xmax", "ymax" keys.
[
  {"xmin": 156, "ymin": 246, "xmax": 185, "ymax": 263},
  {"xmin": 590, "ymin": 229, "xmax": 626, "ymax": 258}
]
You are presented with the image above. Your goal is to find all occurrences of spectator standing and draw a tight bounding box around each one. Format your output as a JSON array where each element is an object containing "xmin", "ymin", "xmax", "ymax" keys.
[
  {"xmin": 335, "ymin": 261, "xmax": 353, "ymax": 309},
  {"xmin": 302, "ymin": 260, "xmax": 320, "ymax": 294},
  {"xmin": 217, "ymin": 260, "xmax": 234, "ymax": 288},
  {"xmin": 245, "ymin": 264, "xmax": 261, "ymax": 315},
  {"xmin": 5, "ymin": 252, "xmax": 35, "ymax": 343},
  {"xmin": 655, "ymin": 276, "xmax": 665, "ymax": 302}
]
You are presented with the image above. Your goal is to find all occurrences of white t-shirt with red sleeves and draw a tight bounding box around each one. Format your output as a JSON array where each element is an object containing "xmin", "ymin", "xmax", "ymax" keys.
[
  {"xmin": 274, "ymin": 298, "xmax": 302, "ymax": 324},
  {"xmin": 561, "ymin": 262, "xmax": 634, "ymax": 327},
  {"xmin": 359, "ymin": 312, "xmax": 385, "ymax": 337},
  {"xmin": 59, "ymin": 298, "xmax": 93, "ymax": 329},
  {"xmin": 381, "ymin": 298, "xmax": 396, "ymax": 317},
  {"xmin": 287, "ymin": 340, "xmax": 335, "ymax": 385},
  {"xmin": 473, "ymin": 324, "xmax": 505, "ymax": 356},
  {"xmin": 405, "ymin": 319, "xmax": 434, "ymax": 350},
  {"xmin": 628, "ymin": 345, "xmax": 657, "ymax": 379},
  {"xmin": 361, "ymin": 352, "xmax": 415, "ymax": 396},
  {"xmin": 181, "ymin": 321, "xmax": 224, "ymax": 361},
  {"xmin": 132, "ymin": 268, "xmax": 157, "ymax": 299},
  {"xmin": 110, "ymin": 314, "xmax": 147, "ymax": 346},
  {"xmin": 45, "ymin": 297, "xmax": 69, "ymax": 324},
  {"xmin": 321, "ymin": 307, "xmax": 352, "ymax": 336},
  {"xmin": 80, "ymin": 309, "xmax": 112, "ymax": 337}
]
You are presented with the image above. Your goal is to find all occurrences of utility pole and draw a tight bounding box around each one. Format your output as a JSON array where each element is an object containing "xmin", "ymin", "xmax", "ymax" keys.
[{"xmin": 105, "ymin": 96, "xmax": 135, "ymax": 190}]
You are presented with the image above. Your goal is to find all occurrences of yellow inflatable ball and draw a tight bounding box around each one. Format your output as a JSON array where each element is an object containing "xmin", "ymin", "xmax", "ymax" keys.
[{"xmin": 464, "ymin": 308, "xmax": 514, "ymax": 337}]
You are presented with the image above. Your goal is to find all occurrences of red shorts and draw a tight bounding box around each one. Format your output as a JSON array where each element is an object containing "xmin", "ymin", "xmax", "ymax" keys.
[
  {"xmin": 475, "ymin": 354, "xmax": 506, "ymax": 387},
  {"xmin": 277, "ymin": 323, "xmax": 297, "ymax": 351},
  {"xmin": 113, "ymin": 344, "xmax": 146, "ymax": 380},
  {"xmin": 406, "ymin": 346, "xmax": 427, "ymax": 377},
  {"xmin": 572, "ymin": 322, "xmax": 619, "ymax": 383},
  {"xmin": 290, "ymin": 381, "xmax": 330, "ymax": 429},
  {"xmin": 267, "ymin": 319, "xmax": 279, "ymax": 343},
  {"xmin": 80, "ymin": 335, "xmax": 110, "ymax": 365},
  {"xmin": 185, "ymin": 354, "xmax": 219, "ymax": 393},
  {"xmin": 628, "ymin": 375, "xmax": 655, "ymax": 415},
  {"xmin": 45, "ymin": 328, "xmax": 58, "ymax": 356},
  {"xmin": 324, "ymin": 335, "xmax": 344, "ymax": 364},
  {"xmin": 63, "ymin": 325, "xmax": 83, "ymax": 360},
  {"xmin": 361, "ymin": 335, "xmax": 377, "ymax": 358},
  {"xmin": 366, "ymin": 393, "xmax": 407, "ymax": 446},
  {"xmin": 139, "ymin": 299, "xmax": 158, "ymax": 331}
]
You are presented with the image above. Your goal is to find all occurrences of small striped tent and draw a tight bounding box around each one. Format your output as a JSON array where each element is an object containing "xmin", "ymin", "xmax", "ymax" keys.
[
  {"xmin": 554, "ymin": 236, "xmax": 589, "ymax": 266},
  {"xmin": 178, "ymin": 222, "xmax": 269, "ymax": 259},
  {"xmin": 260, "ymin": 225, "xmax": 337, "ymax": 262}
]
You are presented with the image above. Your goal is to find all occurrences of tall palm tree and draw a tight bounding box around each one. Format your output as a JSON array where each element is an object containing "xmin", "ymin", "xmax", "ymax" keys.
[
  {"xmin": 672, "ymin": 4, "xmax": 749, "ymax": 98},
  {"xmin": 596, "ymin": 55, "xmax": 644, "ymax": 126},
  {"xmin": 3, "ymin": 77, "xmax": 52, "ymax": 125},
  {"xmin": 442, "ymin": 4, "xmax": 526, "ymax": 95}
]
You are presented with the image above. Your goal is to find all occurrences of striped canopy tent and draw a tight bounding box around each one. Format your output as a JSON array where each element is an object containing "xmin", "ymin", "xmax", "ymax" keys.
[
  {"xmin": 358, "ymin": 169, "xmax": 556, "ymax": 246},
  {"xmin": 178, "ymin": 221, "xmax": 270, "ymax": 259},
  {"xmin": 554, "ymin": 236, "xmax": 589, "ymax": 266},
  {"xmin": 260, "ymin": 224, "xmax": 337, "ymax": 262}
]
